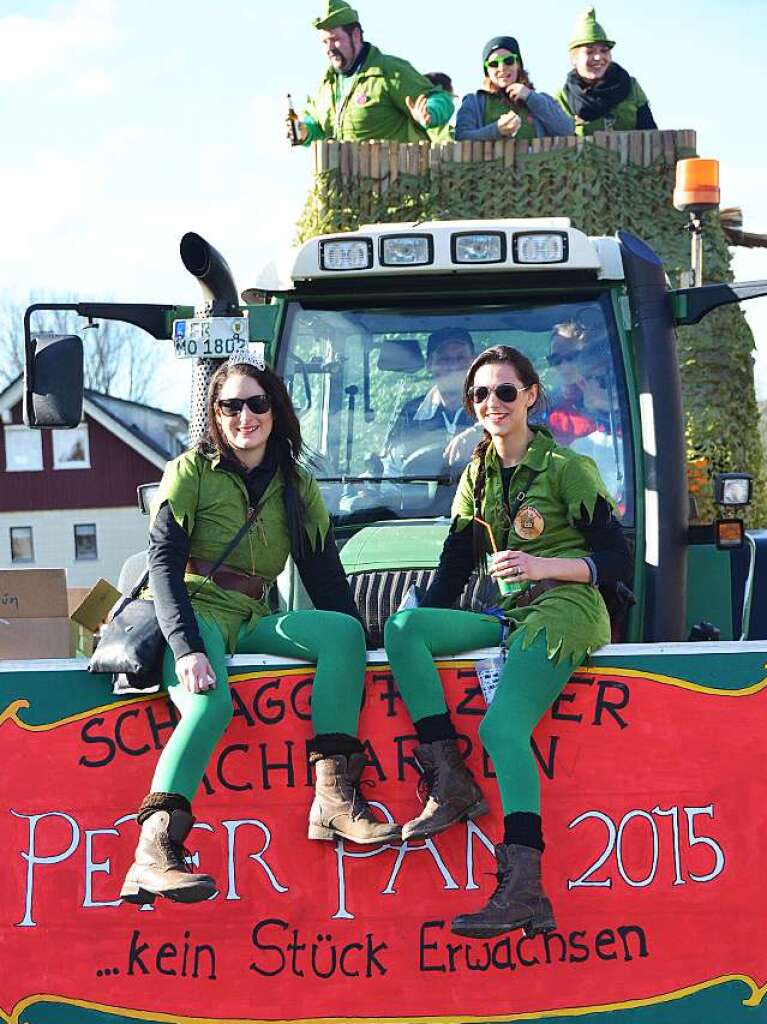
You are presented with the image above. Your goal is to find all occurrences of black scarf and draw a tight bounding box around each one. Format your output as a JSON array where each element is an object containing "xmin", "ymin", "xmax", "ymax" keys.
[{"xmin": 563, "ymin": 62, "xmax": 632, "ymax": 122}]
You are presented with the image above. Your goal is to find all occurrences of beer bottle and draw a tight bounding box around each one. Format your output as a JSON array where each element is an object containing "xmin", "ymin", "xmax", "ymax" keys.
[{"xmin": 287, "ymin": 94, "xmax": 300, "ymax": 146}]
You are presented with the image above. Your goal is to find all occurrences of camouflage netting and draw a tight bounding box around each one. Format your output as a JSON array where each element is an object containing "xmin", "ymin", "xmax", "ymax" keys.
[{"xmin": 297, "ymin": 142, "xmax": 766, "ymax": 524}]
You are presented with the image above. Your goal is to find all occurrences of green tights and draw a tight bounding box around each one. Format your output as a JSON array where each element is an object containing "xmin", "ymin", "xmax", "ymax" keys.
[
  {"xmin": 384, "ymin": 608, "xmax": 577, "ymax": 814},
  {"xmin": 151, "ymin": 610, "xmax": 366, "ymax": 801}
]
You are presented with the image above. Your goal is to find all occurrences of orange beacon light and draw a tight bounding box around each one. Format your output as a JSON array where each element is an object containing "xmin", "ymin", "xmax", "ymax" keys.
[{"xmin": 673, "ymin": 158, "xmax": 720, "ymax": 213}]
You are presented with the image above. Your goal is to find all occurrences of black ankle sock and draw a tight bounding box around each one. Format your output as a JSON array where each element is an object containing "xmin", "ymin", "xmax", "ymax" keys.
[
  {"xmin": 414, "ymin": 712, "xmax": 457, "ymax": 744},
  {"xmin": 137, "ymin": 792, "xmax": 191, "ymax": 825},
  {"xmin": 309, "ymin": 733, "xmax": 365, "ymax": 759},
  {"xmin": 503, "ymin": 812, "xmax": 544, "ymax": 852}
]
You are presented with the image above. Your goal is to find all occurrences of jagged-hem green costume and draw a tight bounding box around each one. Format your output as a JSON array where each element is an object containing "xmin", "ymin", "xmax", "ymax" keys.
[
  {"xmin": 145, "ymin": 450, "xmax": 365, "ymax": 802},
  {"xmin": 384, "ymin": 428, "xmax": 613, "ymax": 814}
]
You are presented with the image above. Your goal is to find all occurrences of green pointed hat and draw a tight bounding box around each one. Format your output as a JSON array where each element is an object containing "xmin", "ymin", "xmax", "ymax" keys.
[
  {"xmin": 569, "ymin": 7, "xmax": 615, "ymax": 49},
  {"xmin": 313, "ymin": 0, "xmax": 359, "ymax": 30}
]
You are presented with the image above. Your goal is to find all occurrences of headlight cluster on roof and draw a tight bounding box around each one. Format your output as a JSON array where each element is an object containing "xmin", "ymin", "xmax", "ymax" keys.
[{"xmin": 317, "ymin": 229, "xmax": 569, "ymax": 272}]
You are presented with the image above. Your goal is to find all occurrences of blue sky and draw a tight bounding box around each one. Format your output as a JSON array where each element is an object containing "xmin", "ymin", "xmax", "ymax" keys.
[{"xmin": 2, "ymin": 0, "xmax": 766, "ymax": 409}]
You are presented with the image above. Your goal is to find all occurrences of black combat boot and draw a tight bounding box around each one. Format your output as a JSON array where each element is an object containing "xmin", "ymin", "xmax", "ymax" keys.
[
  {"xmin": 451, "ymin": 842, "xmax": 556, "ymax": 938},
  {"xmin": 402, "ymin": 738, "xmax": 487, "ymax": 841}
]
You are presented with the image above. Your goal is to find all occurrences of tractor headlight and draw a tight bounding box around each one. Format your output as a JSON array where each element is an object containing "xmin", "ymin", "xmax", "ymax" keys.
[
  {"xmin": 714, "ymin": 473, "xmax": 753, "ymax": 507},
  {"xmin": 380, "ymin": 235, "xmax": 433, "ymax": 266},
  {"xmin": 512, "ymin": 232, "xmax": 568, "ymax": 264},
  {"xmin": 451, "ymin": 232, "xmax": 505, "ymax": 264},
  {"xmin": 319, "ymin": 238, "xmax": 373, "ymax": 271}
]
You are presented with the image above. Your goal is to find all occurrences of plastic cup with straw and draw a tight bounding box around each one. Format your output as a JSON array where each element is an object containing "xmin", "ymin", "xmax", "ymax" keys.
[{"xmin": 475, "ymin": 516, "xmax": 524, "ymax": 597}]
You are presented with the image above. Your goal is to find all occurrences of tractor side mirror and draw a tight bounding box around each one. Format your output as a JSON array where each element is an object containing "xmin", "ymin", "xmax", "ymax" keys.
[
  {"xmin": 24, "ymin": 332, "xmax": 84, "ymax": 428},
  {"xmin": 137, "ymin": 482, "xmax": 161, "ymax": 516}
]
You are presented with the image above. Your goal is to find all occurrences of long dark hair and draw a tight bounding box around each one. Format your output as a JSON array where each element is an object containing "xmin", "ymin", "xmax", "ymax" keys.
[
  {"xmin": 462, "ymin": 346, "xmax": 543, "ymax": 569},
  {"xmin": 201, "ymin": 361, "xmax": 311, "ymax": 557}
]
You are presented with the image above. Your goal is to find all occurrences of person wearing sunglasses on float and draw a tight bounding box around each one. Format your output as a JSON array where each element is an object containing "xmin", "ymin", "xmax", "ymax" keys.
[
  {"xmin": 384, "ymin": 327, "xmax": 477, "ymax": 471},
  {"xmin": 455, "ymin": 36, "xmax": 573, "ymax": 141},
  {"xmin": 570, "ymin": 351, "xmax": 625, "ymax": 508},
  {"xmin": 542, "ymin": 321, "xmax": 604, "ymax": 446},
  {"xmin": 556, "ymin": 8, "xmax": 656, "ymax": 136},
  {"xmin": 119, "ymin": 351, "xmax": 401, "ymax": 909},
  {"xmin": 384, "ymin": 344, "xmax": 630, "ymax": 940}
]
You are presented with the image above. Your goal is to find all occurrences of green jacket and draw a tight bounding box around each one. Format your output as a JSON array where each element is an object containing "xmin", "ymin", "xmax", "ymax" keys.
[
  {"xmin": 452, "ymin": 428, "xmax": 612, "ymax": 663},
  {"xmin": 150, "ymin": 449, "xmax": 330, "ymax": 651},
  {"xmin": 304, "ymin": 44, "xmax": 452, "ymax": 143},
  {"xmin": 481, "ymin": 92, "xmax": 537, "ymax": 141},
  {"xmin": 556, "ymin": 77, "xmax": 648, "ymax": 136}
]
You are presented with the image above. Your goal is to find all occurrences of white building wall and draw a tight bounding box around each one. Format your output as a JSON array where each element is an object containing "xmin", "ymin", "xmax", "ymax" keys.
[{"xmin": 0, "ymin": 506, "xmax": 150, "ymax": 588}]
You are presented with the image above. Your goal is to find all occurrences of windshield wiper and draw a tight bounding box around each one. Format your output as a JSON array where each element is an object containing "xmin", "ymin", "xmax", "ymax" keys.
[
  {"xmin": 318, "ymin": 474, "xmax": 453, "ymax": 484},
  {"xmin": 331, "ymin": 506, "xmax": 401, "ymax": 527}
]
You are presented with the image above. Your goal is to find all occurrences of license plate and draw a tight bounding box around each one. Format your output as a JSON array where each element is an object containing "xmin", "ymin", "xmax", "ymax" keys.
[{"xmin": 172, "ymin": 316, "xmax": 249, "ymax": 359}]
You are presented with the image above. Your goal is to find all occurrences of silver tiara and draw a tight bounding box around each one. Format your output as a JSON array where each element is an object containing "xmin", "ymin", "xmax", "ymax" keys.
[{"xmin": 227, "ymin": 347, "xmax": 265, "ymax": 371}]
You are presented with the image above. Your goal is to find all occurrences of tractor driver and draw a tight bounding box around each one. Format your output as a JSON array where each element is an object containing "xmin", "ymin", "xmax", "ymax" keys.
[{"xmin": 384, "ymin": 327, "xmax": 476, "ymax": 473}]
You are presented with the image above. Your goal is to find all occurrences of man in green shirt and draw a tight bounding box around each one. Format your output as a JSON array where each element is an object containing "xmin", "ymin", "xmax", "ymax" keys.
[{"xmin": 288, "ymin": 0, "xmax": 453, "ymax": 145}]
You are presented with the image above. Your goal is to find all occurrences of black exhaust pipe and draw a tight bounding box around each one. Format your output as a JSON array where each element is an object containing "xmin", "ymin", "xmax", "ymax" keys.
[
  {"xmin": 179, "ymin": 232, "xmax": 241, "ymax": 314},
  {"xmin": 179, "ymin": 232, "xmax": 243, "ymax": 445}
]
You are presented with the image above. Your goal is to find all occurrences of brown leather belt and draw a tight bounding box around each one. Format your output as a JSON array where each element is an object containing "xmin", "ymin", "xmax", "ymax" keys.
[
  {"xmin": 186, "ymin": 557, "xmax": 266, "ymax": 601},
  {"xmin": 513, "ymin": 579, "xmax": 567, "ymax": 608}
]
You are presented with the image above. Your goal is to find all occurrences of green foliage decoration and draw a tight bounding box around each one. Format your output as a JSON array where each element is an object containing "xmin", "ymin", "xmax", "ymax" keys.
[{"xmin": 297, "ymin": 142, "xmax": 765, "ymax": 524}]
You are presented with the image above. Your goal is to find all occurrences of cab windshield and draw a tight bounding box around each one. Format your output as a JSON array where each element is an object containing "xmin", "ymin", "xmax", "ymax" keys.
[{"xmin": 278, "ymin": 295, "xmax": 633, "ymax": 525}]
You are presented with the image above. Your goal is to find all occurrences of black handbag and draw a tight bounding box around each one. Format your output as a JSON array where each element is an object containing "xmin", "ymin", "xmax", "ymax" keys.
[{"xmin": 89, "ymin": 507, "xmax": 260, "ymax": 689}]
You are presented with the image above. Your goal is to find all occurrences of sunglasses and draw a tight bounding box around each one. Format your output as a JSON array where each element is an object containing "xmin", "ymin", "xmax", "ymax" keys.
[
  {"xmin": 217, "ymin": 395, "xmax": 272, "ymax": 416},
  {"xmin": 547, "ymin": 350, "xmax": 580, "ymax": 367},
  {"xmin": 485, "ymin": 54, "xmax": 519, "ymax": 69},
  {"xmin": 468, "ymin": 383, "xmax": 531, "ymax": 404}
]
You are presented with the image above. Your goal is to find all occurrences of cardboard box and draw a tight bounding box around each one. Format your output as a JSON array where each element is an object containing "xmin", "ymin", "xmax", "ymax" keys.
[
  {"xmin": 0, "ymin": 618, "xmax": 73, "ymax": 660},
  {"xmin": 69, "ymin": 578, "xmax": 122, "ymax": 658},
  {"xmin": 0, "ymin": 569, "xmax": 69, "ymax": 619},
  {"xmin": 0, "ymin": 568, "xmax": 72, "ymax": 660}
]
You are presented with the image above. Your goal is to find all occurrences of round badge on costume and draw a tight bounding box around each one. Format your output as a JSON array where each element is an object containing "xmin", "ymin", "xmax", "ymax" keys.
[
  {"xmin": 513, "ymin": 505, "xmax": 545, "ymax": 539},
  {"xmin": 356, "ymin": 93, "xmax": 368, "ymax": 105}
]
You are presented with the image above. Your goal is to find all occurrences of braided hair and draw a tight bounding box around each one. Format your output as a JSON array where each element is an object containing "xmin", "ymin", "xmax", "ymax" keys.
[
  {"xmin": 202, "ymin": 362, "xmax": 311, "ymax": 558},
  {"xmin": 461, "ymin": 346, "xmax": 543, "ymax": 570}
]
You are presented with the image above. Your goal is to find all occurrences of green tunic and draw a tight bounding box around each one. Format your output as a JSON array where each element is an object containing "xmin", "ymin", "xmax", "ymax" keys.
[
  {"xmin": 556, "ymin": 77, "xmax": 648, "ymax": 136},
  {"xmin": 304, "ymin": 44, "xmax": 446, "ymax": 143},
  {"xmin": 481, "ymin": 91, "xmax": 537, "ymax": 141},
  {"xmin": 451, "ymin": 428, "xmax": 612, "ymax": 663},
  {"xmin": 149, "ymin": 450, "xmax": 330, "ymax": 652}
]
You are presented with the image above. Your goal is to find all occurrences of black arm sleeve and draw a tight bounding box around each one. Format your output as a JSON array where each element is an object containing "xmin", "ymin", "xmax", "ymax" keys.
[
  {"xmin": 148, "ymin": 502, "xmax": 206, "ymax": 661},
  {"xmin": 420, "ymin": 522, "xmax": 475, "ymax": 609},
  {"xmin": 574, "ymin": 497, "xmax": 633, "ymax": 585},
  {"xmin": 635, "ymin": 103, "xmax": 657, "ymax": 129},
  {"xmin": 294, "ymin": 528, "xmax": 366, "ymax": 628}
]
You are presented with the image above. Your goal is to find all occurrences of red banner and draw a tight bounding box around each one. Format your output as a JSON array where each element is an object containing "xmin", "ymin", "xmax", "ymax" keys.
[{"xmin": 1, "ymin": 661, "xmax": 765, "ymax": 1022}]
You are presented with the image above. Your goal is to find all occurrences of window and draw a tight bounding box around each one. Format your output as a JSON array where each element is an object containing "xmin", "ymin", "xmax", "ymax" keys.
[
  {"xmin": 53, "ymin": 425, "xmax": 90, "ymax": 469},
  {"xmin": 74, "ymin": 523, "xmax": 98, "ymax": 560},
  {"xmin": 4, "ymin": 427, "xmax": 43, "ymax": 472},
  {"xmin": 10, "ymin": 527, "xmax": 34, "ymax": 563}
]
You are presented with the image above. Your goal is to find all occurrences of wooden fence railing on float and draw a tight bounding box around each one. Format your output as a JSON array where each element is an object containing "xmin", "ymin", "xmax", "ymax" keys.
[{"xmin": 312, "ymin": 129, "xmax": 698, "ymax": 187}]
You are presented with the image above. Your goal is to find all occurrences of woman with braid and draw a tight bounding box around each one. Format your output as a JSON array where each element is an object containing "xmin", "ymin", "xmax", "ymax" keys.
[
  {"xmin": 384, "ymin": 346, "xmax": 630, "ymax": 938},
  {"xmin": 120, "ymin": 351, "xmax": 399, "ymax": 907}
]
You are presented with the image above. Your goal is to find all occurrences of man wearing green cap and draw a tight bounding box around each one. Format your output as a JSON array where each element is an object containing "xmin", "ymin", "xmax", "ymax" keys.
[
  {"xmin": 556, "ymin": 8, "xmax": 656, "ymax": 136},
  {"xmin": 288, "ymin": 0, "xmax": 453, "ymax": 145}
]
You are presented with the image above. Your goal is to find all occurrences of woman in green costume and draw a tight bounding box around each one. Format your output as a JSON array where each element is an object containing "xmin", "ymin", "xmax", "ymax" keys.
[
  {"xmin": 455, "ymin": 35, "xmax": 573, "ymax": 142},
  {"xmin": 384, "ymin": 345, "xmax": 630, "ymax": 938},
  {"xmin": 120, "ymin": 352, "xmax": 400, "ymax": 907}
]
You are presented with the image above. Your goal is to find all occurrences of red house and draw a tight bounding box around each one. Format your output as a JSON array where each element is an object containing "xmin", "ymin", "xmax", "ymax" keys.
[{"xmin": 0, "ymin": 378, "xmax": 187, "ymax": 588}]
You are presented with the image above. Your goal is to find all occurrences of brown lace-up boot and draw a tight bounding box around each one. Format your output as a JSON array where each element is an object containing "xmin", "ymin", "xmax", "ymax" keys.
[
  {"xmin": 402, "ymin": 738, "xmax": 488, "ymax": 841},
  {"xmin": 308, "ymin": 752, "xmax": 402, "ymax": 845},
  {"xmin": 451, "ymin": 842, "xmax": 556, "ymax": 938},
  {"xmin": 120, "ymin": 808, "xmax": 217, "ymax": 905}
]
